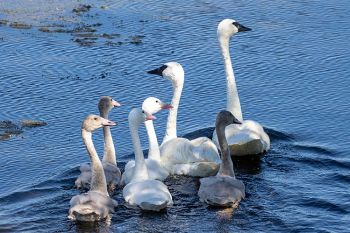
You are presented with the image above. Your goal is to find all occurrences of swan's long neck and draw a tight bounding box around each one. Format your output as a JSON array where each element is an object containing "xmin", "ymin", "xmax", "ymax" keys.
[
  {"xmin": 101, "ymin": 111, "xmax": 116, "ymax": 165},
  {"xmin": 217, "ymin": 125, "xmax": 235, "ymax": 177},
  {"xmin": 219, "ymin": 36, "xmax": 243, "ymax": 122},
  {"xmin": 145, "ymin": 120, "xmax": 160, "ymax": 161},
  {"xmin": 163, "ymin": 80, "xmax": 183, "ymax": 144},
  {"xmin": 82, "ymin": 129, "xmax": 108, "ymax": 195},
  {"xmin": 130, "ymin": 122, "xmax": 149, "ymax": 182}
]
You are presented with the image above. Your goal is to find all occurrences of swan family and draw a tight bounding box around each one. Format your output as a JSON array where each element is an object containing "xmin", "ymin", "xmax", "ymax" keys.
[{"xmin": 68, "ymin": 19, "xmax": 270, "ymax": 222}]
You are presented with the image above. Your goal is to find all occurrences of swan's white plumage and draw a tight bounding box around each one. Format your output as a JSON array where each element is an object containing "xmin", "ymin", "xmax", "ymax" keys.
[
  {"xmin": 122, "ymin": 159, "xmax": 169, "ymax": 185},
  {"xmin": 121, "ymin": 97, "xmax": 170, "ymax": 185},
  {"xmin": 212, "ymin": 120, "xmax": 270, "ymax": 156},
  {"xmin": 123, "ymin": 179, "xmax": 173, "ymax": 211},
  {"xmin": 160, "ymin": 137, "xmax": 220, "ymax": 177},
  {"xmin": 212, "ymin": 18, "xmax": 270, "ymax": 156},
  {"xmin": 122, "ymin": 108, "xmax": 172, "ymax": 211},
  {"xmin": 147, "ymin": 62, "xmax": 221, "ymax": 177}
]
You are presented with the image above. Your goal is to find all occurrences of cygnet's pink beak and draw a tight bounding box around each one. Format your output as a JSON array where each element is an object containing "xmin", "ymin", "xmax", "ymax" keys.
[
  {"xmin": 161, "ymin": 103, "xmax": 173, "ymax": 110},
  {"xmin": 112, "ymin": 100, "xmax": 121, "ymax": 107},
  {"xmin": 146, "ymin": 113, "xmax": 156, "ymax": 121},
  {"xmin": 101, "ymin": 118, "xmax": 117, "ymax": 126}
]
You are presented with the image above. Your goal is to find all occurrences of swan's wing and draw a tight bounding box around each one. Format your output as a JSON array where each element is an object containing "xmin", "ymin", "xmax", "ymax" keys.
[
  {"xmin": 191, "ymin": 137, "xmax": 220, "ymax": 163},
  {"xmin": 171, "ymin": 162, "xmax": 219, "ymax": 177},
  {"xmin": 103, "ymin": 162, "xmax": 122, "ymax": 190},
  {"xmin": 145, "ymin": 159, "xmax": 169, "ymax": 181},
  {"xmin": 160, "ymin": 138, "xmax": 195, "ymax": 165},
  {"xmin": 198, "ymin": 176, "xmax": 245, "ymax": 207},
  {"xmin": 123, "ymin": 180, "xmax": 172, "ymax": 211},
  {"xmin": 124, "ymin": 160, "xmax": 135, "ymax": 170},
  {"xmin": 75, "ymin": 165, "xmax": 92, "ymax": 190},
  {"xmin": 79, "ymin": 163, "xmax": 91, "ymax": 172}
]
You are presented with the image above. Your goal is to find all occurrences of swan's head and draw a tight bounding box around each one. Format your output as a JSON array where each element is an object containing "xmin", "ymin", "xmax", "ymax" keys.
[
  {"xmin": 147, "ymin": 62, "xmax": 184, "ymax": 85},
  {"xmin": 98, "ymin": 96, "xmax": 121, "ymax": 116},
  {"xmin": 128, "ymin": 108, "xmax": 156, "ymax": 127},
  {"xmin": 82, "ymin": 114, "xmax": 117, "ymax": 132},
  {"xmin": 217, "ymin": 19, "xmax": 251, "ymax": 39},
  {"xmin": 215, "ymin": 110, "xmax": 241, "ymax": 129},
  {"xmin": 142, "ymin": 97, "xmax": 173, "ymax": 115}
]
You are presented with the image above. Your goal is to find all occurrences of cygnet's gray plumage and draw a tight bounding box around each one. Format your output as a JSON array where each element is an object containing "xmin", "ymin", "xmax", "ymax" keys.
[
  {"xmin": 69, "ymin": 115, "xmax": 118, "ymax": 222},
  {"xmin": 75, "ymin": 97, "xmax": 121, "ymax": 192},
  {"xmin": 198, "ymin": 110, "xmax": 245, "ymax": 207}
]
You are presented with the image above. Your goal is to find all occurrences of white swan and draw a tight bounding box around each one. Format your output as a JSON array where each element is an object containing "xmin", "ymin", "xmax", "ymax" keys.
[
  {"xmin": 75, "ymin": 96, "xmax": 122, "ymax": 191},
  {"xmin": 69, "ymin": 115, "xmax": 118, "ymax": 222},
  {"xmin": 121, "ymin": 97, "xmax": 172, "ymax": 185},
  {"xmin": 199, "ymin": 110, "xmax": 245, "ymax": 207},
  {"xmin": 212, "ymin": 19, "xmax": 270, "ymax": 156},
  {"xmin": 147, "ymin": 62, "xmax": 221, "ymax": 177},
  {"xmin": 123, "ymin": 108, "xmax": 173, "ymax": 211}
]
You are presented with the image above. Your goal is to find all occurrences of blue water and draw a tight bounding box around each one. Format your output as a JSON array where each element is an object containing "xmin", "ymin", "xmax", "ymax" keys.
[{"xmin": 0, "ymin": 0, "xmax": 349, "ymax": 232}]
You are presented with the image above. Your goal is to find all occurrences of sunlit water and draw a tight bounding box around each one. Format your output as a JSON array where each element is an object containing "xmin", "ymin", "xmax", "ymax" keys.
[{"xmin": 0, "ymin": 0, "xmax": 349, "ymax": 232}]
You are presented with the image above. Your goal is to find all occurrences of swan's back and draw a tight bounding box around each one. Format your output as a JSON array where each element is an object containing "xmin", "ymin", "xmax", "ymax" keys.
[
  {"xmin": 191, "ymin": 137, "xmax": 220, "ymax": 163},
  {"xmin": 160, "ymin": 137, "xmax": 220, "ymax": 176},
  {"xmin": 103, "ymin": 162, "xmax": 122, "ymax": 190},
  {"xmin": 75, "ymin": 163, "xmax": 121, "ymax": 191},
  {"xmin": 213, "ymin": 119, "xmax": 270, "ymax": 155},
  {"xmin": 68, "ymin": 191, "xmax": 118, "ymax": 222},
  {"xmin": 160, "ymin": 138, "xmax": 194, "ymax": 165},
  {"xmin": 123, "ymin": 179, "xmax": 173, "ymax": 212},
  {"xmin": 198, "ymin": 176, "xmax": 245, "ymax": 207}
]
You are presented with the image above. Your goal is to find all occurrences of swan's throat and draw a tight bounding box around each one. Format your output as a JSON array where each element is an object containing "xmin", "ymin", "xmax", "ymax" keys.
[{"xmin": 219, "ymin": 36, "xmax": 243, "ymax": 122}]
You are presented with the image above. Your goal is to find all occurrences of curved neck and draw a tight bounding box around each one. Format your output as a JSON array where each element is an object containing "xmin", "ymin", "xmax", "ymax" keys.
[
  {"xmin": 216, "ymin": 125, "xmax": 235, "ymax": 177},
  {"xmin": 145, "ymin": 120, "xmax": 160, "ymax": 161},
  {"xmin": 100, "ymin": 111, "xmax": 116, "ymax": 165},
  {"xmin": 219, "ymin": 36, "xmax": 243, "ymax": 122},
  {"xmin": 82, "ymin": 129, "xmax": 108, "ymax": 195},
  {"xmin": 163, "ymin": 80, "xmax": 183, "ymax": 144},
  {"xmin": 129, "ymin": 122, "xmax": 149, "ymax": 182}
]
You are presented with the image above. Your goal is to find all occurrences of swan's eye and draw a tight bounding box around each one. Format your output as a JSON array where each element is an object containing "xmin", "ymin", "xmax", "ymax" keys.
[
  {"xmin": 142, "ymin": 110, "xmax": 145, "ymax": 113},
  {"xmin": 94, "ymin": 117, "xmax": 98, "ymax": 120},
  {"xmin": 156, "ymin": 100, "xmax": 159, "ymax": 103},
  {"xmin": 110, "ymin": 98, "xmax": 113, "ymax": 101}
]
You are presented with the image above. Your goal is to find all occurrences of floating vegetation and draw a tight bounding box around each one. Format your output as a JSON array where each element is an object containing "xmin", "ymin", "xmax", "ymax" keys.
[
  {"xmin": 0, "ymin": 19, "xmax": 9, "ymax": 26},
  {"xmin": 72, "ymin": 38, "xmax": 97, "ymax": 46},
  {"xmin": 60, "ymin": 71, "xmax": 110, "ymax": 81},
  {"xmin": 21, "ymin": 120, "xmax": 47, "ymax": 128},
  {"xmin": 0, "ymin": 120, "xmax": 47, "ymax": 141},
  {"xmin": 105, "ymin": 41, "xmax": 123, "ymax": 47},
  {"xmin": 72, "ymin": 4, "xmax": 92, "ymax": 14},
  {"xmin": 9, "ymin": 22, "xmax": 32, "ymax": 29},
  {"xmin": 129, "ymin": 35, "xmax": 145, "ymax": 45}
]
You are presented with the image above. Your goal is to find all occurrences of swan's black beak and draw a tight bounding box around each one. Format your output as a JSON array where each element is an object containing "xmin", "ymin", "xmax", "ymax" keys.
[
  {"xmin": 147, "ymin": 65, "xmax": 167, "ymax": 76},
  {"xmin": 232, "ymin": 22, "xmax": 252, "ymax": 32},
  {"xmin": 232, "ymin": 117, "xmax": 242, "ymax": 125}
]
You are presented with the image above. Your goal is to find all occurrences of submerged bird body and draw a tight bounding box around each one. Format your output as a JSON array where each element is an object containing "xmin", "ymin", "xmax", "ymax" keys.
[
  {"xmin": 212, "ymin": 19, "xmax": 270, "ymax": 156},
  {"xmin": 199, "ymin": 110, "xmax": 245, "ymax": 207},
  {"xmin": 69, "ymin": 115, "xmax": 118, "ymax": 222},
  {"xmin": 75, "ymin": 96, "xmax": 121, "ymax": 191},
  {"xmin": 147, "ymin": 62, "xmax": 220, "ymax": 177}
]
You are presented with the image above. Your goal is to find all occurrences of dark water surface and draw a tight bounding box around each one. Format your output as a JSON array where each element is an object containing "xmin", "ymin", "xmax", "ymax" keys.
[{"xmin": 0, "ymin": 0, "xmax": 349, "ymax": 232}]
